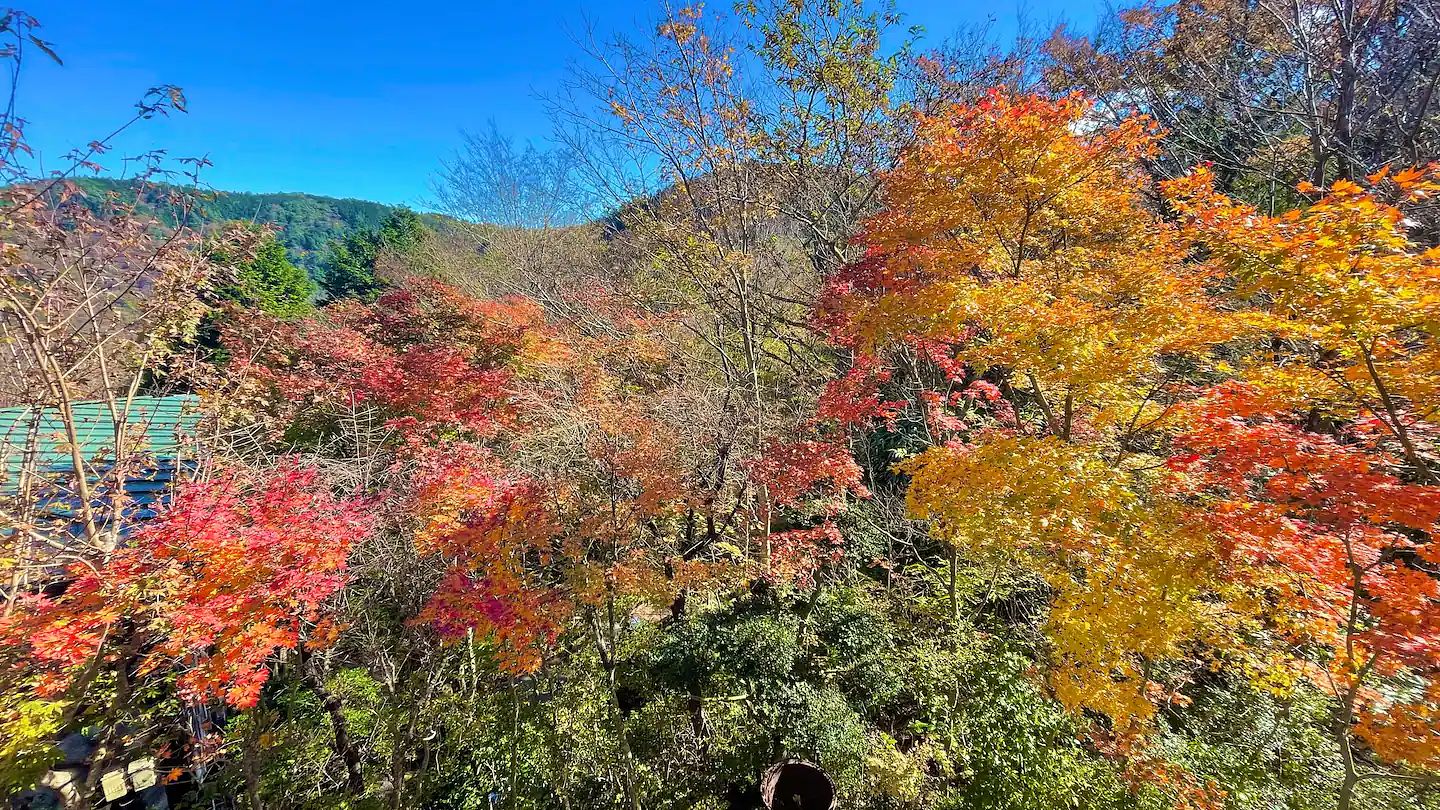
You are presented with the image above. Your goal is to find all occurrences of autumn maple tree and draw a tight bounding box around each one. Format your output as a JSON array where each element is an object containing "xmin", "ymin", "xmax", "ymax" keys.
[
  {"xmin": 0, "ymin": 464, "xmax": 371, "ymax": 789},
  {"xmin": 816, "ymin": 87, "xmax": 1440, "ymax": 806},
  {"xmin": 1164, "ymin": 164, "xmax": 1440, "ymax": 484},
  {"xmin": 1162, "ymin": 165, "xmax": 1440, "ymax": 807},
  {"xmin": 822, "ymin": 90, "xmax": 1239, "ymax": 746}
]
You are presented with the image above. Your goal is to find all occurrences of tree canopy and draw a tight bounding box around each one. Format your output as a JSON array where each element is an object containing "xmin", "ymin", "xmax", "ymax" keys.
[{"xmin": 3, "ymin": 2, "xmax": 1440, "ymax": 809}]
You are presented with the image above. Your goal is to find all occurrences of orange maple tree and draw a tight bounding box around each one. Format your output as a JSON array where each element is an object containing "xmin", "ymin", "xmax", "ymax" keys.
[
  {"xmin": 0, "ymin": 463, "xmax": 371, "ymax": 751},
  {"xmin": 1162, "ymin": 165, "xmax": 1440, "ymax": 803},
  {"xmin": 818, "ymin": 88, "xmax": 1440, "ymax": 805}
]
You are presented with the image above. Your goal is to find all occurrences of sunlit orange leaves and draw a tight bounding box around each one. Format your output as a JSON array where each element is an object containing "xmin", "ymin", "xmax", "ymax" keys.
[
  {"xmin": 829, "ymin": 91, "xmax": 1232, "ymax": 423},
  {"xmin": 221, "ymin": 279, "xmax": 567, "ymax": 442},
  {"xmin": 405, "ymin": 443, "xmax": 570, "ymax": 674},
  {"xmin": 1172, "ymin": 382, "xmax": 1440, "ymax": 766},
  {"xmin": 1164, "ymin": 164, "xmax": 1440, "ymax": 475}
]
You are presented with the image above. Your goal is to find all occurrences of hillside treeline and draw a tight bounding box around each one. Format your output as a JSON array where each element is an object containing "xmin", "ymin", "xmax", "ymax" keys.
[
  {"xmin": 69, "ymin": 177, "xmax": 412, "ymax": 275},
  {"xmin": 2, "ymin": 2, "xmax": 1439, "ymax": 810}
]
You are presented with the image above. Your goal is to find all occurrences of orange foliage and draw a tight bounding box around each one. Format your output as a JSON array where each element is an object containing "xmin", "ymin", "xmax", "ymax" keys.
[
  {"xmin": 224, "ymin": 278, "xmax": 736, "ymax": 674},
  {"xmin": 0, "ymin": 465, "xmax": 371, "ymax": 709},
  {"xmin": 828, "ymin": 90, "xmax": 1231, "ymax": 420}
]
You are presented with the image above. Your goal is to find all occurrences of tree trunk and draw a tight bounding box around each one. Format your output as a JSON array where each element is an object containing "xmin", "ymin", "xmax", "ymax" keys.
[{"xmin": 301, "ymin": 650, "xmax": 365, "ymax": 795}]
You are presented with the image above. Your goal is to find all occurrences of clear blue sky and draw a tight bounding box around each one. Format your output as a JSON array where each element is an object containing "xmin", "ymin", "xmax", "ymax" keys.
[{"xmin": 18, "ymin": 0, "xmax": 1099, "ymax": 208}]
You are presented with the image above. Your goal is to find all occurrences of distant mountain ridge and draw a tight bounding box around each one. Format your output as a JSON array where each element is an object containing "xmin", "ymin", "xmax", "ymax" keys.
[{"xmin": 69, "ymin": 177, "xmax": 415, "ymax": 275}]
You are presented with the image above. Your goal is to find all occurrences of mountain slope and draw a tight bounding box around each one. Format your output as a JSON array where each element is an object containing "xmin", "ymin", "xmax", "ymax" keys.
[{"xmin": 70, "ymin": 177, "xmax": 409, "ymax": 274}]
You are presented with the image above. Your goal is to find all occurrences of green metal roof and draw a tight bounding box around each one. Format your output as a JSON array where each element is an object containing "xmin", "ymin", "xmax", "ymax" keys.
[{"xmin": 0, "ymin": 394, "xmax": 204, "ymax": 493}]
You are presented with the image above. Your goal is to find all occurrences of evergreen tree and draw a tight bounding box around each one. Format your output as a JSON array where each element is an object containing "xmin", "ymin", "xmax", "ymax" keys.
[
  {"xmin": 320, "ymin": 230, "xmax": 382, "ymax": 301},
  {"xmin": 378, "ymin": 207, "xmax": 427, "ymax": 253},
  {"xmin": 209, "ymin": 225, "xmax": 316, "ymax": 318},
  {"xmin": 320, "ymin": 208, "xmax": 428, "ymax": 301}
]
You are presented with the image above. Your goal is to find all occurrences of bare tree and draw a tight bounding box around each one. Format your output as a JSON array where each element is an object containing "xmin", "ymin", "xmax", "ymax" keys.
[
  {"xmin": 1047, "ymin": 0, "xmax": 1440, "ymax": 212},
  {"xmin": 542, "ymin": 1, "xmax": 949, "ymax": 571},
  {"xmin": 423, "ymin": 125, "xmax": 607, "ymax": 314}
]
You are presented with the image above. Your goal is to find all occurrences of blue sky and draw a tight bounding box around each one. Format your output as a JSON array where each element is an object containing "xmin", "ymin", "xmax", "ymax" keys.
[{"xmin": 19, "ymin": 1, "xmax": 1099, "ymax": 208}]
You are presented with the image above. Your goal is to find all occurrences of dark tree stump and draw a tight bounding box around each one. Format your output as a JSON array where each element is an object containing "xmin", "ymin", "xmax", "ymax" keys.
[{"xmin": 760, "ymin": 760, "xmax": 834, "ymax": 810}]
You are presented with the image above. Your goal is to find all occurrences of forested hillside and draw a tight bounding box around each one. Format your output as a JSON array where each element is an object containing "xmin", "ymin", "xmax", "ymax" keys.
[
  {"xmin": 69, "ymin": 176, "xmax": 410, "ymax": 273},
  {"xmin": 3, "ymin": 2, "xmax": 1440, "ymax": 810}
]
